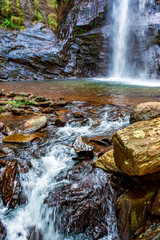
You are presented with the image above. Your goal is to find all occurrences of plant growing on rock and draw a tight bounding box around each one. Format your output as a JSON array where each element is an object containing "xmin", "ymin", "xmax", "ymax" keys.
[
  {"xmin": 34, "ymin": 0, "xmax": 43, "ymax": 22},
  {"xmin": 48, "ymin": 13, "xmax": 58, "ymax": 30}
]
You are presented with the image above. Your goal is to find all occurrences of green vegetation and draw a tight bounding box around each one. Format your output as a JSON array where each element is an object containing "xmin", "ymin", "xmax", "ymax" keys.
[
  {"xmin": 8, "ymin": 99, "xmax": 38, "ymax": 108},
  {"xmin": 1, "ymin": 0, "xmax": 12, "ymax": 18},
  {"xmin": 0, "ymin": 0, "xmax": 25, "ymax": 29},
  {"xmin": 154, "ymin": 32, "xmax": 160, "ymax": 46},
  {"xmin": 0, "ymin": 106, "xmax": 5, "ymax": 113},
  {"xmin": 47, "ymin": 0, "xmax": 59, "ymax": 9},
  {"xmin": 55, "ymin": 0, "xmax": 68, "ymax": 7},
  {"xmin": 2, "ymin": 15, "xmax": 25, "ymax": 29},
  {"xmin": 74, "ymin": 26, "xmax": 87, "ymax": 36},
  {"xmin": 34, "ymin": 0, "xmax": 43, "ymax": 22},
  {"xmin": 48, "ymin": 13, "xmax": 58, "ymax": 30}
]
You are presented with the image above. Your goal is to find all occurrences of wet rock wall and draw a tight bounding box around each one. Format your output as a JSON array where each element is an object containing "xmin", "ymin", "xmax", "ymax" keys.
[{"xmin": 0, "ymin": 0, "xmax": 160, "ymax": 81}]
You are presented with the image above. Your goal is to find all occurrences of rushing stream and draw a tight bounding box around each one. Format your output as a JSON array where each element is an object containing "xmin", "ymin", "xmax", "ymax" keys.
[{"xmin": 0, "ymin": 101, "xmax": 130, "ymax": 240}]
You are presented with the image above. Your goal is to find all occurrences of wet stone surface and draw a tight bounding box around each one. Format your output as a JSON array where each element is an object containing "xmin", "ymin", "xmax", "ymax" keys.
[{"xmin": 44, "ymin": 161, "xmax": 117, "ymax": 237}]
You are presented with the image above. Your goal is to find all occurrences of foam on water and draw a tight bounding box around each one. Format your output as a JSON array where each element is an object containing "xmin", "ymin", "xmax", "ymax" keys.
[{"xmin": 94, "ymin": 77, "xmax": 160, "ymax": 87}]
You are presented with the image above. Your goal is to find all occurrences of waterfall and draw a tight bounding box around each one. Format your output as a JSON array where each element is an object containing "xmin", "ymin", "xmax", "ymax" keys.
[
  {"xmin": 111, "ymin": 0, "xmax": 154, "ymax": 78},
  {"xmin": 111, "ymin": 0, "xmax": 130, "ymax": 78}
]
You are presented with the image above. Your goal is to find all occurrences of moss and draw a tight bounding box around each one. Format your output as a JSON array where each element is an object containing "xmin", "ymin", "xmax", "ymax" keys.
[
  {"xmin": 11, "ymin": 15, "xmax": 24, "ymax": 27},
  {"xmin": 74, "ymin": 26, "xmax": 87, "ymax": 36},
  {"xmin": 1, "ymin": 0, "xmax": 12, "ymax": 18},
  {"xmin": 48, "ymin": 13, "xmax": 58, "ymax": 30},
  {"xmin": 47, "ymin": 0, "xmax": 59, "ymax": 9},
  {"xmin": 0, "ymin": 0, "xmax": 25, "ymax": 29},
  {"xmin": 34, "ymin": 0, "xmax": 44, "ymax": 22},
  {"xmin": 2, "ymin": 15, "xmax": 24, "ymax": 29}
]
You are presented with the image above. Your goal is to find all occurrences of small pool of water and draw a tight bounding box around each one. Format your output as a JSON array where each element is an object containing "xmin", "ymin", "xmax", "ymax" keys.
[{"xmin": 0, "ymin": 78, "xmax": 160, "ymax": 106}]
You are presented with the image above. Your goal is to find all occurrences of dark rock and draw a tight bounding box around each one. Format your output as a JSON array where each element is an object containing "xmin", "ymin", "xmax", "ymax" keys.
[
  {"xmin": 2, "ymin": 160, "xmax": 18, "ymax": 206},
  {"xmin": 34, "ymin": 96, "xmax": 48, "ymax": 102},
  {"xmin": 50, "ymin": 101, "xmax": 69, "ymax": 108},
  {"xmin": 0, "ymin": 122, "xmax": 4, "ymax": 131},
  {"xmin": 54, "ymin": 109, "xmax": 68, "ymax": 126},
  {"xmin": 0, "ymin": 160, "xmax": 26, "ymax": 209},
  {"xmin": 92, "ymin": 223, "xmax": 107, "ymax": 240},
  {"xmin": 0, "ymin": 152, "xmax": 6, "ymax": 159},
  {"xmin": 42, "ymin": 108, "xmax": 54, "ymax": 114},
  {"xmin": 11, "ymin": 108, "xmax": 26, "ymax": 115},
  {"xmin": 73, "ymin": 136, "xmax": 94, "ymax": 161},
  {"xmin": 9, "ymin": 178, "xmax": 26, "ymax": 209},
  {"xmin": 28, "ymin": 227, "xmax": 43, "ymax": 240},
  {"xmin": 39, "ymin": 101, "xmax": 53, "ymax": 107},
  {"xmin": 73, "ymin": 112, "xmax": 85, "ymax": 118},
  {"xmin": 0, "ymin": 221, "xmax": 7, "ymax": 240},
  {"xmin": 7, "ymin": 92, "xmax": 17, "ymax": 97},
  {"xmin": 44, "ymin": 162, "xmax": 112, "ymax": 234},
  {"xmin": 89, "ymin": 136, "xmax": 112, "ymax": 146},
  {"xmin": 115, "ymin": 187, "xmax": 156, "ymax": 240},
  {"xmin": 0, "ymin": 91, "xmax": 5, "ymax": 96},
  {"xmin": 55, "ymin": 118, "xmax": 66, "ymax": 127},
  {"xmin": 150, "ymin": 189, "xmax": 160, "ymax": 216}
]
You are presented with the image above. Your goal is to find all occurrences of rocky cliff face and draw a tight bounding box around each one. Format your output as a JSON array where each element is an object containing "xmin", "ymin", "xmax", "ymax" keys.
[
  {"xmin": 0, "ymin": 0, "xmax": 110, "ymax": 81},
  {"xmin": 0, "ymin": 0, "xmax": 160, "ymax": 81}
]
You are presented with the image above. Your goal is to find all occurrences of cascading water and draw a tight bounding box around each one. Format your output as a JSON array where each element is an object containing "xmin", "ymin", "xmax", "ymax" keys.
[
  {"xmin": 111, "ymin": 0, "xmax": 154, "ymax": 78},
  {"xmin": 111, "ymin": 0, "xmax": 130, "ymax": 78},
  {"xmin": 0, "ymin": 102, "xmax": 129, "ymax": 240}
]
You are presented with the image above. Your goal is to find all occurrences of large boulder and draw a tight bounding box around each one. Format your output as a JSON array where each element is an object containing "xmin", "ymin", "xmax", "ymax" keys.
[
  {"xmin": 112, "ymin": 117, "xmax": 160, "ymax": 176},
  {"xmin": 130, "ymin": 102, "xmax": 160, "ymax": 124},
  {"xmin": 116, "ymin": 187, "xmax": 156, "ymax": 240}
]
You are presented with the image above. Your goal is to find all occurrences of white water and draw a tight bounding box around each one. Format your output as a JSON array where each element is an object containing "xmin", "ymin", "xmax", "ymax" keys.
[
  {"xmin": 111, "ymin": 0, "xmax": 155, "ymax": 79},
  {"xmin": 1, "ymin": 105, "xmax": 129, "ymax": 240},
  {"xmin": 94, "ymin": 77, "xmax": 160, "ymax": 87},
  {"xmin": 111, "ymin": 0, "xmax": 129, "ymax": 77}
]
